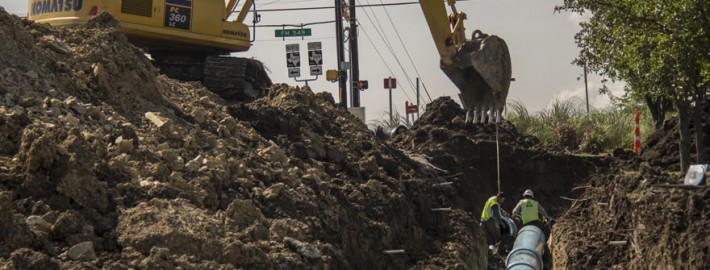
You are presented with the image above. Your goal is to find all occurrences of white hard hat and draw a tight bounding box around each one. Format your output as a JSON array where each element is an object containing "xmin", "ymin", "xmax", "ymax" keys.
[{"xmin": 523, "ymin": 189, "xmax": 534, "ymax": 197}]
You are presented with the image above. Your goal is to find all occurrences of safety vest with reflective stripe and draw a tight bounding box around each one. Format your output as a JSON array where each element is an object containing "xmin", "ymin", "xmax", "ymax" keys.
[
  {"xmin": 520, "ymin": 198, "xmax": 539, "ymax": 225},
  {"xmin": 481, "ymin": 196, "xmax": 502, "ymax": 223}
]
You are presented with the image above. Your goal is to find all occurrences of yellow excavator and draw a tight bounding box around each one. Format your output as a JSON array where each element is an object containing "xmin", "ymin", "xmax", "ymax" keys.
[
  {"xmin": 27, "ymin": 0, "xmax": 271, "ymax": 101},
  {"xmin": 419, "ymin": 0, "xmax": 512, "ymax": 123}
]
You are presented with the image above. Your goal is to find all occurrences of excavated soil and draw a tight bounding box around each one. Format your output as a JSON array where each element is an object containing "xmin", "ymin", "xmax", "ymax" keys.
[
  {"xmin": 1, "ymin": 6, "xmax": 708, "ymax": 270},
  {"xmin": 552, "ymin": 166, "xmax": 710, "ymax": 269},
  {"xmin": 392, "ymin": 97, "xmax": 601, "ymax": 216},
  {"xmin": 639, "ymin": 102, "xmax": 710, "ymax": 171},
  {"xmin": 551, "ymin": 99, "xmax": 710, "ymax": 269},
  {"xmin": 0, "ymin": 9, "xmax": 489, "ymax": 269}
]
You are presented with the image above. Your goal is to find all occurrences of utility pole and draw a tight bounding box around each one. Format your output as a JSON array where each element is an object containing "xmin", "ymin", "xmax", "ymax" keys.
[
  {"xmin": 388, "ymin": 77, "xmax": 393, "ymax": 122},
  {"xmin": 334, "ymin": 0, "xmax": 347, "ymax": 108},
  {"xmin": 583, "ymin": 63, "xmax": 589, "ymax": 113},
  {"xmin": 349, "ymin": 0, "xmax": 360, "ymax": 107},
  {"xmin": 416, "ymin": 77, "xmax": 420, "ymax": 119}
]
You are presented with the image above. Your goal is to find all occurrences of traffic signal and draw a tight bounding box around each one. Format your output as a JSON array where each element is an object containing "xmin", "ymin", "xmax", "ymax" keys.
[
  {"xmin": 326, "ymin": 69, "xmax": 338, "ymax": 82},
  {"xmin": 358, "ymin": 80, "xmax": 368, "ymax": 90}
]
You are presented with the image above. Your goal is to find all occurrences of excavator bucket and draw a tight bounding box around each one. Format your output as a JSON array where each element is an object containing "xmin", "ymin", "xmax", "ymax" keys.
[{"xmin": 441, "ymin": 33, "xmax": 512, "ymax": 122}]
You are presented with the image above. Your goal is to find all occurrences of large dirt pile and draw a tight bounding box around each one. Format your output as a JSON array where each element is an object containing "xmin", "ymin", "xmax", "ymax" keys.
[
  {"xmin": 393, "ymin": 97, "xmax": 601, "ymax": 216},
  {"xmin": 639, "ymin": 100, "xmax": 710, "ymax": 170},
  {"xmin": 390, "ymin": 97, "xmax": 604, "ymax": 267},
  {"xmin": 0, "ymin": 9, "xmax": 489, "ymax": 269},
  {"xmin": 552, "ymin": 165, "xmax": 710, "ymax": 268}
]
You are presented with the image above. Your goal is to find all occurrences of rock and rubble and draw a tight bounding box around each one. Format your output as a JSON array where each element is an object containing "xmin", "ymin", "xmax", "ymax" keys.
[
  {"xmin": 0, "ymin": 8, "xmax": 488, "ymax": 269},
  {"xmin": 2, "ymin": 5, "xmax": 708, "ymax": 270}
]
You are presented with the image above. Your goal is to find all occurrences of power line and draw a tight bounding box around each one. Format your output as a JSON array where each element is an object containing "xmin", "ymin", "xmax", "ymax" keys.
[
  {"xmin": 360, "ymin": 0, "xmax": 396, "ymax": 61},
  {"xmin": 354, "ymin": 2, "xmax": 417, "ymax": 102},
  {"xmin": 357, "ymin": 0, "xmax": 424, "ymax": 104},
  {"xmin": 376, "ymin": 0, "xmax": 433, "ymax": 103},
  {"xmin": 255, "ymin": 36, "xmax": 336, "ymax": 42},
  {"xmin": 357, "ymin": 0, "xmax": 420, "ymax": 103},
  {"xmin": 359, "ymin": 25, "xmax": 413, "ymax": 102},
  {"xmin": 253, "ymin": 20, "xmax": 335, "ymax": 27},
  {"xmin": 250, "ymin": 1, "xmax": 421, "ymax": 12},
  {"xmin": 248, "ymin": 0, "xmax": 443, "ymax": 103}
]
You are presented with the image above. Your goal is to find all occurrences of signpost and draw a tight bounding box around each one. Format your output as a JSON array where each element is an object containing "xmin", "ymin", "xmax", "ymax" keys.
[
  {"xmin": 384, "ymin": 77, "xmax": 397, "ymax": 89},
  {"xmin": 284, "ymin": 42, "xmax": 320, "ymax": 84},
  {"xmin": 285, "ymin": 44, "xmax": 300, "ymax": 78},
  {"xmin": 308, "ymin": 42, "xmax": 323, "ymax": 76},
  {"xmin": 384, "ymin": 77, "xmax": 397, "ymax": 122},
  {"xmin": 405, "ymin": 101, "xmax": 418, "ymax": 124}
]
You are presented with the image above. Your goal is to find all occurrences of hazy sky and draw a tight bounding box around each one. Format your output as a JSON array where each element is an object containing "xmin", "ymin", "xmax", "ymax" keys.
[{"xmin": 0, "ymin": 0, "xmax": 623, "ymax": 123}]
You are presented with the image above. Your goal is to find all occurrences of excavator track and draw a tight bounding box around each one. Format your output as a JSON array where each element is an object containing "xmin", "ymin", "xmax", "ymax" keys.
[
  {"xmin": 151, "ymin": 53, "xmax": 272, "ymax": 102},
  {"xmin": 151, "ymin": 52, "xmax": 205, "ymax": 82},
  {"xmin": 204, "ymin": 56, "xmax": 272, "ymax": 101}
]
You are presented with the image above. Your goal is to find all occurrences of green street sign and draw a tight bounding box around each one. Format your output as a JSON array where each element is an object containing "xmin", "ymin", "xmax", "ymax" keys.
[{"xmin": 275, "ymin": 28, "xmax": 312, "ymax": 37}]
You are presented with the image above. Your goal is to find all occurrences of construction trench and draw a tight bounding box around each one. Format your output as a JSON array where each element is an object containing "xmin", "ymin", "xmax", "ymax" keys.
[{"xmin": 1, "ymin": 9, "xmax": 710, "ymax": 270}]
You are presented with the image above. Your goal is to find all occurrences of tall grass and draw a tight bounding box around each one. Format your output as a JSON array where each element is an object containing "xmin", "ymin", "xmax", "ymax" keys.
[
  {"xmin": 505, "ymin": 98, "xmax": 654, "ymax": 153},
  {"xmin": 368, "ymin": 111, "xmax": 411, "ymax": 130}
]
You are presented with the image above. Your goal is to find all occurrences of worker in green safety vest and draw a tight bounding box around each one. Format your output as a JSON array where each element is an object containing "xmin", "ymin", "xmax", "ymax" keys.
[
  {"xmin": 512, "ymin": 189, "xmax": 550, "ymax": 236},
  {"xmin": 480, "ymin": 192, "xmax": 507, "ymax": 245}
]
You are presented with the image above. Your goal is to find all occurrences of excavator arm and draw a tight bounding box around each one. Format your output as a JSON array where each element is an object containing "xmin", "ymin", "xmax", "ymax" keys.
[
  {"xmin": 418, "ymin": 0, "xmax": 466, "ymax": 66},
  {"xmin": 419, "ymin": 0, "xmax": 512, "ymax": 123},
  {"xmin": 226, "ymin": 0, "xmax": 254, "ymax": 23}
]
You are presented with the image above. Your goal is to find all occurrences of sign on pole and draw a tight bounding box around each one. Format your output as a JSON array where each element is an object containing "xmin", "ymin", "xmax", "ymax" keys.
[
  {"xmin": 275, "ymin": 28, "xmax": 312, "ymax": 37},
  {"xmin": 307, "ymin": 42, "xmax": 322, "ymax": 51},
  {"xmin": 384, "ymin": 77, "xmax": 397, "ymax": 89},
  {"xmin": 310, "ymin": 66, "xmax": 322, "ymax": 76},
  {"xmin": 385, "ymin": 77, "xmax": 396, "ymax": 122},
  {"xmin": 285, "ymin": 44, "xmax": 300, "ymax": 78},
  {"xmin": 286, "ymin": 52, "xmax": 300, "ymax": 68},
  {"xmin": 308, "ymin": 41, "xmax": 323, "ymax": 76},
  {"xmin": 308, "ymin": 51, "xmax": 323, "ymax": 66},
  {"xmin": 286, "ymin": 44, "xmax": 299, "ymax": 53}
]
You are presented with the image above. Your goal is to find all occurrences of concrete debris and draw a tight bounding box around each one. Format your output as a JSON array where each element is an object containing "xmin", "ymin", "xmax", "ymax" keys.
[
  {"xmin": 145, "ymin": 112, "xmax": 166, "ymax": 128},
  {"xmin": 37, "ymin": 35, "xmax": 72, "ymax": 54},
  {"xmin": 66, "ymin": 241, "xmax": 96, "ymax": 261},
  {"xmin": 26, "ymin": 215, "xmax": 52, "ymax": 232}
]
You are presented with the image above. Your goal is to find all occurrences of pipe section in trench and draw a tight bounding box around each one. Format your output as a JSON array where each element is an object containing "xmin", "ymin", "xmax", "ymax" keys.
[{"xmin": 505, "ymin": 225, "xmax": 545, "ymax": 270}]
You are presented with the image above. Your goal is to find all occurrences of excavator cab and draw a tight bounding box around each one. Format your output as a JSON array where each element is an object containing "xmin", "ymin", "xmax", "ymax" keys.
[{"xmin": 419, "ymin": 0, "xmax": 512, "ymax": 123}]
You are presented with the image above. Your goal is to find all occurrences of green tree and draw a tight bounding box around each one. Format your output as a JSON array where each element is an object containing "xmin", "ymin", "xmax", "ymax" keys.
[{"xmin": 556, "ymin": 0, "xmax": 710, "ymax": 171}]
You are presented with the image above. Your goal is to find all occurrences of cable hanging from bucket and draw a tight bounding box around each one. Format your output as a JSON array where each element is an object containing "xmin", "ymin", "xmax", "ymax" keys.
[{"xmin": 496, "ymin": 121, "xmax": 501, "ymax": 194}]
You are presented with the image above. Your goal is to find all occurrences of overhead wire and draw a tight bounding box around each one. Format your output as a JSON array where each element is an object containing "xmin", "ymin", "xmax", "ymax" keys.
[
  {"xmin": 249, "ymin": 1, "xmax": 425, "ymax": 12},
  {"xmin": 256, "ymin": 36, "xmax": 336, "ymax": 42},
  {"xmin": 358, "ymin": 25, "xmax": 413, "ymax": 102},
  {"xmin": 357, "ymin": 0, "xmax": 417, "ymax": 95},
  {"xmin": 368, "ymin": 2, "xmax": 416, "ymax": 103},
  {"xmin": 253, "ymin": 20, "xmax": 335, "ymax": 27},
  {"xmin": 355, "ymin": 0, "xmax": 415, "ymax": 102},
  {"xmin": 260, "ymin": 0, "xmax": 288, "ymax": 8},
  {"xmin": 355, "ymin": 1, "xmax": 418, "ymax": 102},
  {"xmin": 375, "ymin": 0, "xmax": 433, "ymax": 103},
  {"xmin": 359, "ymin": 0, "xmax": 396, "ymax": 58},
  {"xmin": 358, "ymin": 0, "xmax": 426, "ymax": 105},
  {"xmin": 247, "ymin": 0, "xmax": 447, "ymax": 104}
]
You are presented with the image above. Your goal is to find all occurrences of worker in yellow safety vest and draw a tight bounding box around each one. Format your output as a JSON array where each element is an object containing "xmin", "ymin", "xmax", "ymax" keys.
[
  {"xmin": 480, "ymin": 192, "xmax": 507, "ymax": 245},
  {"xmin": 512, "ymin": 189, "xmax": 549, "ymax": 234}
]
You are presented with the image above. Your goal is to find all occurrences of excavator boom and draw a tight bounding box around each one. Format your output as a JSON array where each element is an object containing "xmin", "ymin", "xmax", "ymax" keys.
[{"xmin": 419, "ymin": 0, "xmax": 512, "ymax": 123}]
